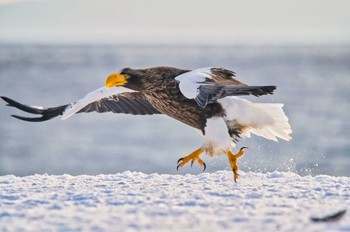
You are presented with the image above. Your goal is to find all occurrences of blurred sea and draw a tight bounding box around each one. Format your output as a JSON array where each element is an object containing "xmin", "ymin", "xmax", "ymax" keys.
[{"xmin": 0, "ymin": 44, "xmax": 349, "ymax": 177}]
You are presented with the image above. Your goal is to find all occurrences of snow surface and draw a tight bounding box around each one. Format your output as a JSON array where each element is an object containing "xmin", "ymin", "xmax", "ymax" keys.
[{"xmin": 0, "ymin": 171, "xmax": 349, "ymax": 232}]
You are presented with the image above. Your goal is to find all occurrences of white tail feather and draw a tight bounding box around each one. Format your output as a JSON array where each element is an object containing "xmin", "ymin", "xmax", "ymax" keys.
[
  {"xmin": 218, "ymin": 97, "xmax": 292, "ymax": 142},
  {"xmin": 248, "ymin": 103, "xmax": 292, "ymax": 141}
]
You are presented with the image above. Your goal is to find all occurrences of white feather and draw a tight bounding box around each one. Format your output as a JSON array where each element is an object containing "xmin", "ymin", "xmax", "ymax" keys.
[
  {"xmin": 203, "ymin": 117, "xmax": 232, "ymax": 156},
  {"xmin": 218, "ymin": 97, "xmax": 292, "ymax": 141},
  {"xmin": 175, "ymin": 67, "xmax": 213, "ymax": 99},
  {"xmin": 61, "ymin": 86, "xmax": 135, "ymax": 120}
]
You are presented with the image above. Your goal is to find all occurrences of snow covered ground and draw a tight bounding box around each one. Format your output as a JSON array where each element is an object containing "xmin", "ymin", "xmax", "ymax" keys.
[{"xmin": 0, "ymin": 171, "xmax": 349, "ymax": 232}]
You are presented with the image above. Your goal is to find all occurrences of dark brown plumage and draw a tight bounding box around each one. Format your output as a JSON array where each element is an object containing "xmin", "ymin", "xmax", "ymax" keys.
[
  {"xmin": 118, "ymin": 67, "xmax": 274, "ymax": 133},
  {"xmin": 1, "ymin": 66, "xmax": 290, "ymax": 182},
  {"xmin": 1, "ymin": 66, "xmax": 275, "ymax": 135}
]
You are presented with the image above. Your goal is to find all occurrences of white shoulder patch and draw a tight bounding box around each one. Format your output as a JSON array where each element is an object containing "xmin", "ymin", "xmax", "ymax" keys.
[
  {"xmin": 175, "ymin": 67, "xmax": 213, "ymax": 99},
  {"xmin": 61, "ymin": 86, "xmax": 135, "ymax": 120}
]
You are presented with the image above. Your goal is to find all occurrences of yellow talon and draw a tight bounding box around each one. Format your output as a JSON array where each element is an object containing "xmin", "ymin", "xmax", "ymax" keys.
[
  {"xmin": 227, "ymin": 147, "xmax": 248, "ymax": 182},
  {"xmin": 177, "ymin": 148, "xmax": 206, "ymax": 172}
]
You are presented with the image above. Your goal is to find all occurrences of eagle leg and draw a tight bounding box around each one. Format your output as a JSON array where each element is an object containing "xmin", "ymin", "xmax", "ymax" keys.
[
  {"xmin": 177, "ymin": 148, "xmax": 206, "ymax": 172},
  {"xmin": 227, "ymin": 147, "xmax": 248, "ymax": 182}
]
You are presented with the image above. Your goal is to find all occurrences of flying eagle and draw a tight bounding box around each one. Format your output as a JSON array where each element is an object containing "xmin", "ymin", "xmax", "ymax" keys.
[{"xmin": 1, "ymin": 67, "xmax": 292, "ymax": 182}]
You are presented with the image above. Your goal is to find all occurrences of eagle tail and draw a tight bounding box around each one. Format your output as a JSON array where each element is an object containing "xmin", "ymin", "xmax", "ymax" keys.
[
  {"xmin": 1, "ymin": 96, "xmax": 68, "ymax": 122},
  {"xmin": 219, "ymin": 97, "xmax": 292, "ymax": 142},
  {"xmin": 246, "ymin": 103, "xmax": 292, "ymax": 141}
]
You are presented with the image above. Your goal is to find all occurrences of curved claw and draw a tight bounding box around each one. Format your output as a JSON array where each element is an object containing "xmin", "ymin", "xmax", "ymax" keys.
[
  {"xmin": 233, "ymin": 169, "xmax": 240, "ymax": 183},
  {"xmin": 176, "ymin": 164, "xmax": 181, "ymax": 171},
  {"xmin": 177, "ymin": 159, "xmax": 206, "ymax": 172},
  {"xmin": 176, "ymin": 148, "xmax": 204, "ymax": 172},
  {"xmin": 240, "ymin": 146, "xmax": 249, "ymax": 151},
  {"xmin": 202, "ymin": 162, "xmax": 207, "ymax": 172}
]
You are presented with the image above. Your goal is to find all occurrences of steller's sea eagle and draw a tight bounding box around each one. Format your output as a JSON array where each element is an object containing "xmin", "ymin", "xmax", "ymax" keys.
[{"xmin": 1, "ymin": 67, "xmax": 292, "ymax": 182}]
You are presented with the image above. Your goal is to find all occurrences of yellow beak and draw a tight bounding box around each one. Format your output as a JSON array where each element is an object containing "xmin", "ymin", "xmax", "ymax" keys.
[{"xmin": 105, "ymin": 73, "xmax": 128, "ymax": 88}]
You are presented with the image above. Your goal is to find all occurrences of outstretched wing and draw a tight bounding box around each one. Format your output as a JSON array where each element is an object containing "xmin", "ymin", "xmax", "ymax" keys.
[
  {"xmin": 79, "ymin": 92, "xmax": 160, "ymax": 115},
  {"xmin": 1, "ymin": 87, "xmax": 160, "ymax": 122},
  {"xmin": 175, "ymin": 67, "xmax": 276, "ymax": 108},
  {"xmin": 61, "ymin": 86, "xmax": 160, "ymax": 119}
]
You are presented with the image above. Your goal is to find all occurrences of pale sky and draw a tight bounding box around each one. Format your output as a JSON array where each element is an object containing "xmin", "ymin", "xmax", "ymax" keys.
[{"xmin": 0, "ymin": 0, "xmax": 349, "ymax": 44}]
